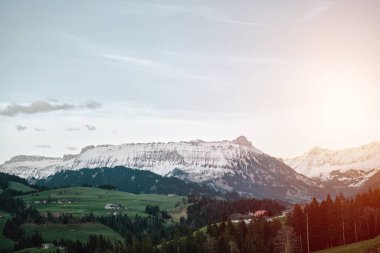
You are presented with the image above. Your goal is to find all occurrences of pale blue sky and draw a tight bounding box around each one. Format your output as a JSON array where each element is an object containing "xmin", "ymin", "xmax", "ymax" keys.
[{"xmin": 0, "ymin": 0, "xmax": 379, "ymax": 162}]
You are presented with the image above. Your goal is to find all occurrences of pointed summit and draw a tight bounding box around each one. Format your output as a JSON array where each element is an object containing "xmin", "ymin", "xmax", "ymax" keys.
[{"xmin": 232, "ymin": 136, "xmax": 252, "ymax": 147}]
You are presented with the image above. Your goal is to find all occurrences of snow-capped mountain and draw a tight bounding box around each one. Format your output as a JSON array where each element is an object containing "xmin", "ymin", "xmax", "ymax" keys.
[
  {"xmin": 0, "ymin": 136, "xmax": 321, "ymax": 202},
  {"xmin": 285, "ymin": 142, "xmax": 380, "ymax": 188}
]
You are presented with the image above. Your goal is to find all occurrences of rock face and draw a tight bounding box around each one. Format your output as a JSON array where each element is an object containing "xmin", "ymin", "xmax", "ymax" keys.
[
  {"xmin": 285, "ymin": 142, "xmax": 380, "ymax": 188},
  {"xmin": 232, "ymin": 136, "xmax": 252, "ymax": 147},
  {"xmin": 0, "ymin": 136, "xmax": 321, "ymax": 202}
]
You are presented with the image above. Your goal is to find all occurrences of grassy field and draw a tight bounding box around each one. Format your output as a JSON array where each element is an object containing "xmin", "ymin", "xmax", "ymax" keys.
[
  {"xmin": 8, "ymin": 181, "xmax": 35, "ymax": 193},
  {"xmin": 21, "ymin": 222, "xmax": 124, "ymax": 243},
  {"xmin": 19, "ymin": 187, "xmax": 187, "ymax": 220},
  {"xmin": 315, "ymin": 236, "xmax": 380, "ymax": 253},
  {"xmin": 0, "ymin": 211, "xmax": 15, "ymax": 251}
]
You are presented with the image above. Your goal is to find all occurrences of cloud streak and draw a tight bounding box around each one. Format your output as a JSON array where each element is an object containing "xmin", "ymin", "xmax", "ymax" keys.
[
  {"xmin": 0, "ymin": 100, "xmax": 101, "ymax": 117},
  {"xmin": 302, "ymin": 0, "xmax": 333, "ymax": 21},
  {"xmin": 124, "ymin": 3, "xmax": 268, "ymax": 27},
  {"xmin": 57, "ymin": 31, "xmax": 227, "ymax": 87},
  {"xmin": 85, "ymin": 125, "xmax": 96, "ymax": 131},
  {"xmin": 36, "ymin": 145, "xmax": 51, "ymax": 148},
  {"xmin": 80, "ymin": 101, "xmax": 102, "ymax": 109},
  {"xmin": 16, "ymin": 125, "xmax": 27, "ymax": 131},
  {"xmin": 66, "ymin": 127, "xmax": 80, "ymax": 132},
  {"xmin": 220, "ymin": 18, "xmax": 268, "ymax": 26},
  {"xmin": 98, "ymin": 53, "xmax": 221, "ymax": 84}
]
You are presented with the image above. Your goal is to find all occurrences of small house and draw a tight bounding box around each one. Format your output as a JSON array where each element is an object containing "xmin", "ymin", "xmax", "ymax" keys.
[
  {"xmin": 254, "ymin": 210, "xmax": 269, "ymax": 217},
  {"xmin": 229, "ymin": 213, "xmax": 252, "ymax": 221},
  {"xmin": 229, "ymin": 213, "xmax": 253, "ymax": 224},
  {"xmin": 58, "ymin": 199, "xmax": 72, "ymax": 204},
  {"xmin": 281, "ymin": 210, "xmax": 290, "ymax": 216},
  {"xmin": 42, "ymin": 243, "xmax": 55, "ymax": 249},
  {"xmin": 105, "ymin": 203, "xmax": 119, "ymax": 210}
]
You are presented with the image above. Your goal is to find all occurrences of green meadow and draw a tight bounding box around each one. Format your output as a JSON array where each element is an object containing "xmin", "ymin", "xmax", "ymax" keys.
[
  {"xmin": 315, "ymin": 236, "xmax": 380, "ymax": 253},
  {"xmin": 8, "ymin": 181, "xmax": 35, "ymax": 193},
  {"xmin": 21, "ymin": 222, "xmax": 124, "ymax": 243},
  {"xmin": 19, "ymin": 187, "xmax": 187, "ymax": 220}
]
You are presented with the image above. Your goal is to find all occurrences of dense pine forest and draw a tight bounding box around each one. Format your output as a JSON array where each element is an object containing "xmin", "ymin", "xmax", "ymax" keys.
[
  {"xmin": 288, "ymin": 189, "xmax": 380, "ymax": 252},
  {"xmin": 36, "ymin": 167, "xmax": 232, "ymax": 198}
]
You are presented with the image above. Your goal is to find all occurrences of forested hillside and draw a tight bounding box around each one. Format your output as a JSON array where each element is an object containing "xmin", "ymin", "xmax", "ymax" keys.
[{"xmin": 36, "ymin": 166, "xmax": 234, "ymax": 198}]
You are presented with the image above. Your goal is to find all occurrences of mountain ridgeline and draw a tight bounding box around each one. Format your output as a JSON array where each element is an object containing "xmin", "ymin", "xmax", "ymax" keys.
[
  {"xmin": 286, "ymin": 142, "xmax": 380, "ymax": 189},
  {"xmin": 3, "ymin": 137, "xmax": 380, "ymax": 202},
  {"xmin": 0, "ymin": 136, "xmax": 325, "ymax": 202}
]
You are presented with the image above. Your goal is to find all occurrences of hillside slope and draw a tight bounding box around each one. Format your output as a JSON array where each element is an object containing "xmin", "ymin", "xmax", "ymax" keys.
[{"xmin": 36, "ymin": 166, "xmax": 225, "ymax": 198}]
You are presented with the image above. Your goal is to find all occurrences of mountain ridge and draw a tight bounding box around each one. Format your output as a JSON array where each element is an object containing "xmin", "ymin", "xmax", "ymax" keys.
[
  {"xmin": 285, "ymin": 141, "xmax": 380, "ymax": 188},
  {"xmin": 0, "ymin": 136, "xmax": 321, "ymax": 202}
]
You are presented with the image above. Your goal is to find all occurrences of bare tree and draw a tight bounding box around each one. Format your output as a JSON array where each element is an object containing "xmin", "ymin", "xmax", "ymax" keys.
[
  {"xmin": 229, "ymin": 240, "xmax": 240, "ymax": 253},
  {"xmin": 204, "ymin": 235, "xmax": 218, "ymax": 253},
  {"xmin": 274, "ymin": 225, "xmax": 299, "ymax": 253}
]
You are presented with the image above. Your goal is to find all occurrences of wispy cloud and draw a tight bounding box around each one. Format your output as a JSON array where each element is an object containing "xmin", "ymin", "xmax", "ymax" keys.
[
  {"xmin": 123, "ymin": 3, "xmax": 268, "ymax": 27},
  {"xmin": 302, "ymin": 0, "xmax": 333, "ymax": 21},
  {"xmin": 2, "ymin": 101, "xmax": 74, "ymax": 116},
  {"xmin": 16, "ymin": 125, "xmax": 27, "ymax": 131},
  {"xmin": 36, "ymin": 145, "xmax": 51, "ymax": 148},
  {"xmin": 56, "ymin": 31, "xmax": 227, "ymax": 88},
  {"xmin": 66, "ymin": 146, "xmax": 77, "ymax": 151},
  {"xmin": 35, "ymin": 128, "xmax": 46, "ymax": 132},
  {"xmin": 79, "ymin": 101, "xmax": 102, "ymax": 109},
  {"xmin": 100, "ymin": 54, "xmax": 153, "ymax": 67},
  {"xmin": 98, "ymin": 53, "xmax": 220, "ymax": 84},
  {"xmin": 66, "ymin": 127, "xmax": 80, "ymax": 132},
  {"xmin": 219, "ymin": 18, "xmax": 268, "ymax": 26},
  {"xmin": 0, "ymin": 100, "xmax": 101, "ymax": 117},
  {"xmin": 192, "ymin": 6, "xmax": 268, "ymax": 26},
  {"xmin": 85, "ymin": 125, "xmax": 96, "ymax": 131}
]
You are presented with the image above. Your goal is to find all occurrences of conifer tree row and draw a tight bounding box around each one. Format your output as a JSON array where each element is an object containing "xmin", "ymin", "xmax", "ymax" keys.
[{"xmin": 288, "ymin": 188, "xmax": 380, "ymax": 252}]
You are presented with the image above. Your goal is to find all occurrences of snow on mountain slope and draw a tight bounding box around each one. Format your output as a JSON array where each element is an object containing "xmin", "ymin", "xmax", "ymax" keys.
[
  {"xmin": 1, "ymin": 155, "xmax": 64, "ymax": 179},
  {"xmin": 0, "ymin": 137, "xmax": 260, "ymax": 179},
  {"xmin": 285, "ymin": 142, "xmax": 380, "ymax": 187},
  {"xmin": 0, "ymin": 136, "xmax": 321, "ymax": 201}
]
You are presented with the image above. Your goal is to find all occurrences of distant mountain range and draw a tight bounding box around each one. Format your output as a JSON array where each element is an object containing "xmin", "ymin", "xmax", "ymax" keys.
[
  {"xmin": 1, "ymin": 136, "xmax": 379, "ymax": 202},
  {"xmin": 0, "ymin": 136, "xmax": 321, "ymax": 202},
  {"xmin": 285, "ymin": 142, "xmax": 380, "ymax": 190}
]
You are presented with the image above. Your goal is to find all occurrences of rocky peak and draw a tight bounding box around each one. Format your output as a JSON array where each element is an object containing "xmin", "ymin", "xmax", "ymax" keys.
[{"xmin": 232, "ymin": 136, "xmax": 252, "ymax": 147}]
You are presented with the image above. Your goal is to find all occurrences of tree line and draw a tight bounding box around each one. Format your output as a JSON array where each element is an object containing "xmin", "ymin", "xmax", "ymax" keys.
[
  {"xmin": 288, "ymin": 188, "xmax": 380, "ymax": 252},
  {"xmin": 186, "ymin": 196, "xmax": 284, "ymax": 228}
]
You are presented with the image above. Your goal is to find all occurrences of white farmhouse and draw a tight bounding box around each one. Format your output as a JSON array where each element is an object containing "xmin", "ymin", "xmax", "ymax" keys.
[{"xmin": 105, "ymin": 203, "xmax": 118, "ymax": 210}]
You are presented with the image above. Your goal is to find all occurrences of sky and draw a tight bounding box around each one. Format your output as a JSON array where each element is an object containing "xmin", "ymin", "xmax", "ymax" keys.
[{"xmin": 0, "ymin": 0, "xmax": 379, "ymax": 163}]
